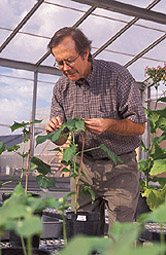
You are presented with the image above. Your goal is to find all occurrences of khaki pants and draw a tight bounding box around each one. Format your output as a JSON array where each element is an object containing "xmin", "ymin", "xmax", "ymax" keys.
[{"xmin": 71, "ymin": 150, "xmax": 139, "ymax": 235}]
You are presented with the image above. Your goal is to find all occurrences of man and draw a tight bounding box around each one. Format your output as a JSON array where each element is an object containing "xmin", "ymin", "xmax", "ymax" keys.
[{"xmin": 45, "ymin": 27, "xmax": 146, "ymax": 235}]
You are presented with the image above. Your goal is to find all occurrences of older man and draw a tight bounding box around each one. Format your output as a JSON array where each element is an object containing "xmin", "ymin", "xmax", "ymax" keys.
[{"xmin": 45, "ymin": 27, "xmax": 146, "ymax": 235}]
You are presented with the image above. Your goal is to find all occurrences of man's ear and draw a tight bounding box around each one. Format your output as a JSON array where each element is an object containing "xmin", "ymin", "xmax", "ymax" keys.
[{"xmin": 83, "ymin": 49, "xmax": 90, "ymax": 61}]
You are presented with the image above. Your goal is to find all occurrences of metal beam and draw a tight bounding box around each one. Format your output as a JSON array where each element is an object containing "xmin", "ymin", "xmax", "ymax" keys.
[
  {"xmin": 70, "ymin": 0, "xmax": 166, "ymax": 25},
  {"xmin": 30, "ymin": 71, "xmax": 38, "ymax": 158},
  {"xmin": 0, "ymin": 58, "xmax": 62, "ymax": 76}
]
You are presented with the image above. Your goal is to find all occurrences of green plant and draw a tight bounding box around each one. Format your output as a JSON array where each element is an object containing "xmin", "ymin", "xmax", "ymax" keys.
[
  {"xmin": 0, "ymin": 120, "xmax": 56, "ymax": 192},
  {"xmin": 58, "ymin": 220, "xmax": 166, "ymax": 255},
  {"xmin": 36, "ymin": 117, "xmax": 122, "ymax": 213},
  {"xmin": 145, "ymin": 64, "xmax": 166, "ymax": 89},
  {"xmin": 138, "ymin": 64, "xmax": 166, "ymax": 210},
  {"xmin": 0, "ymin": 183, "xmax": 58, "ymax": 255},
  {"xmin": 59, "ymin": 203, "xmax": 166, "ymax": 255}
]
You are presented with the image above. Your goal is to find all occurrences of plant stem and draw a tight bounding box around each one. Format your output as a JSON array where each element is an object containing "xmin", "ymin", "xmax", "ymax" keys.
[
  {"xmin": 76, "ymin": 146, "xmax": 100, "ymax": 156},
  {"xmin": 0, "ymin": 237, "xmax": 1, "ymax": 255},
  {"xmin": 21, "ymin": 236, "xmax": 27, "ymax": 255},
  {"xmin": 20, "ymin": 129, "xmax": 26, "ymax": 183},
  {"xmin": 27, "ymin": 236, "xmax": 32, "ymax": 255},
  {"xmin": 72, "ymin": 130, "xmax": 77, "ymax": 213},
  {"xmin": 76, "ymin": 128, "xmax": 86, "ymax": 212},
  {"xmin": 25, "ymin": 121, "xmax": 31, "ymax": 194},
  {"xmin": 62, "ymin": 213, "xmax": 67, "ymax": 246},
  {"xmin": 160, "ymin": 223, "xmax": 165, "ymax": 255}
]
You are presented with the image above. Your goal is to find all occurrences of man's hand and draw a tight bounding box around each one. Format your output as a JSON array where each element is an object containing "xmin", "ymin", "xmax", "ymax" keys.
[
  {"xmin": 45, "ymin": 116, "xmax": 62, "ymax": 134},
  {"xmin": 84, "ymin": 118, "xmax": 145, "ymax": 136},
  {"xmin": 45, "ymin": 116, "xmax": 67, "ymax": 145},
  {"xmin": 84, "ymin": 118, "xmax": 108, "ymax": 135}
]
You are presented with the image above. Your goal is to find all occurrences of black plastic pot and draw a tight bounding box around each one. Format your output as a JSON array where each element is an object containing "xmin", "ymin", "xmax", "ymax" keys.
[
  {"xmin": 41, "ymin": 214, "xmax": 63, "ymax": 238},
  {"xmin": 65, "ymin": 211, "xmax": 100, "ymax": 239},
  {"xmin": 1, "ymin": 248, "xmax": 51, "ymax": 255}
]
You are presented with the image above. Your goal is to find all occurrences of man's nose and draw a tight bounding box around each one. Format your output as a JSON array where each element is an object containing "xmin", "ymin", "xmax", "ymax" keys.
[{"xmin": 63, "ymin": 62, "xmax": 71, "ymax": 71}]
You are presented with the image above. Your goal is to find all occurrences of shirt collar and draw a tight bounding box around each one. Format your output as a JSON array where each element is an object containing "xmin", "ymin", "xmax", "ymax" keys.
[
  {"xmin": 75, "ymin": 59, "xmax": 97, "ymax": 87},
  {"xmin": 86, "ymin": 59, "xmax": 97, "ymax": 86}
]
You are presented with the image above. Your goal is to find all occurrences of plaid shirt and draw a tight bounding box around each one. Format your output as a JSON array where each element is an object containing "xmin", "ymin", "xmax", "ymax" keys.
[{"xmin": 50, "ymin": 59, "xmax": 146, "ymax": 158}]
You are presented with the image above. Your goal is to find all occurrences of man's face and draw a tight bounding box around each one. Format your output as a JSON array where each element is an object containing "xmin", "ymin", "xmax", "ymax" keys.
[{"xmin": 52, "ymin": 37, "xmax": 91, "ymax": 81}]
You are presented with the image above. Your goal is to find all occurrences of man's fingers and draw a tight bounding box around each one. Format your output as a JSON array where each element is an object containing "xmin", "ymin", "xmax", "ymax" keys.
[{"xmin": 45, "ymin": 116, "xmax": 62, "ymax": 134}]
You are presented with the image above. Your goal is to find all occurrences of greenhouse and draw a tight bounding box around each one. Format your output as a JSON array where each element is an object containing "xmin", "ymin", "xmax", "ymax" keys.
[{"xmin": 0, "ymin": 0, "xmax": 166, "ymax": 254}]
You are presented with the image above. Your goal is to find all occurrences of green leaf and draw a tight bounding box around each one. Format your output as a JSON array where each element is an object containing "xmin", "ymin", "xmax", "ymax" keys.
[
  {"xmin": 31, "ymin": 157, "xmax": 51, "ymax": 174},
  {"xmin": 59, "ymin": 236, "xmax": 110, "ymax": 255},
  {"xmin": 36, "ymin": 132, "xmax": 54, "ymax": 145},
  {"xmin": 63, "ymin": 144, "xmax": 76, "ymax": 163},
  {"xmin": 82, "ymin": 186, "xmax": 95, "ymax": 204},
  {"xmin": 7, "ymin": 145, "xmax": 20, "ymax": 152},
  {"xmin": 13, "ymin": 183, "xmax": 26, "ymax": 196},
  {"xmin": 14, "ymin": 215, "xmax": 43, "ymax": 237},
  {"xmin": 150, "ymin": 158, "xmax": 166, "ymax": 176},
  {"xmin": 98, "ymin": 144, "xmax": 123, "ymax": 164},
  {"xmin": 138, "ymin": 159, "xmax": 152, "ymax": 173},
  {"xmin": 157, "ymin": 97, "xmax": 166, "ymax": 103},
  {"xmin": 51, "ymin": 127, "xmax": 64, "ymax": 143},
  {"xmin": 147, "ymin": 109, "xmax": 160, "ymax": 133},
  {"xmin": 151, "ymin": 144, "xmax": 166, "ymax": 160},
  {"xmin": 157, "ymin": 117, "xmax": 166, "ymax": 131},
  {"xmin": 142, "ymin": 188, "xmax": 164, "ymax": 210},
  {"xmin": 36, "ymin": 175, "xmax": 56, "ymax": 189},
  {"xmin": 61, "ymin": 167, "xmax": 70, "ymax": 173},
  {"xmin": 140, "ymin": 140, "xmax": 149, "ymax": 152},
  {"xmin": 10, "ymin": 121, "xmax": 27, "ymax": 132},
  {"xmin": 63, "ymin": 118, "xmax": 84, "ymax": 132},
  {"xmin": 152, "ymin": 132, "xmax": 166, "ymax": 144},
  {"xmin": 36, "ymin": 127, "xmax": 64, "ymax": 146},
  {"xmin": 0, "ymin": 142, "xmax": 5, "ymax": 155},
  {"xmin": 64, "ymin": 118, "xmax": 77, "ymax": 131},
  {"xmin": 138, "ymin": 202, "xmax": 166, "ymax": 223},
  {"xmin": 161, "ymin": 184, "xmax": 166, "ymax": 197},
  {"xmin": 10, "ymin": 120, "xmax": 42, "ymax": 132},
  {"xmin": 75, "ymin": 118, "xmax": 85, "ymax": 131},
  {"xmin": 110, "ymin": 221, "xmax": 140, "ymax": 243}
]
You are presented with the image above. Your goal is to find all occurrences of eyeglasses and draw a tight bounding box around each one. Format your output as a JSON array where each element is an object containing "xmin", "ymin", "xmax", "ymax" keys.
[{"xmin": 54, "ymin": 53, "xmax": 81, "ymax": 69}]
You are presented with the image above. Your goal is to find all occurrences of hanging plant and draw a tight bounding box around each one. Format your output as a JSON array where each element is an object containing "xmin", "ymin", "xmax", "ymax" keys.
[{"xmin": 145, "ymin": 63, "xmax": 166, "ymax": 89}]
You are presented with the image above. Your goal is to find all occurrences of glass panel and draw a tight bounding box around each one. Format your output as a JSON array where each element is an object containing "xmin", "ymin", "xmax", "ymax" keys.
[
  {"xmin": 35, "ymin": 73, "xmax": 60, "ymax": 131},
  {"xmin": 107, "ymin": 25, "xmax": 163, "ymax": 56},
  {"xmin": 20, "ymin": 2, "xmax": 85, "ymax": 37},
  {"xmin": 0, "ymin": 33, "xmax": 50, "ymax": 63},
  {"xmin": 42, "ymin": 54, "xmax": 56, "ymax": 67},
  {"xmin": 126, "ymin": 58, "xmax": 164, "ymax": 82},
  {"xmin": 79, "ymin": 15, "xmax": 126, "ymax": 48},
  {"xmin": 136, "ymin": 19, "xmax": 166, "ymax": 31},
  {"xmin": 93, "ymin": 8, "xmax": 134, "ymax": 22},
  {"xmin": 151, "ymin": 0, "xmax": 166, "ymax": 14},
  {"xmin": 44, "ymin": 0, "xmax": 90, "ymax": 11},
  {"xmin": 0, "ymin": 29, "xmax": 11, "ymax": 45},
  {"xmin": 0, "ymin": 0, "xmax": 36, "ymax": 30},
  {"xmin": 95, "ymin": 50, "xmax": 131, "ymax": 66},
  {"xmin": 144, "ymin": 39, "xmax": 166, "ymax": 62},
  {"xmin": 0, "ymin": 67, "xmax": 33, "ymax": 136}
]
